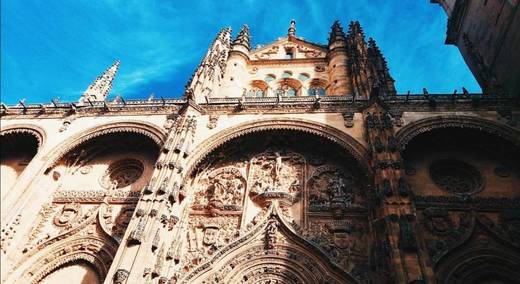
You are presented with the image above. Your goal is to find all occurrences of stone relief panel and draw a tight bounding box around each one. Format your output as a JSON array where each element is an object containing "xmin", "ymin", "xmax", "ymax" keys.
[
  {"xmin": 418, "ymin": 208, "xmax": 520, "ymax": 266},
  {"xmin": 303, "ymin": 217, "xmax": 370, "ymax": 279},
  {"xmin": 249, "ymin": 150, "xmax": 304, "ymax": 207},
  {"xmin": 307, "ymin": 165, "xmax": 365, "ymax": 216},
  {"xmin": 192, "ymin": 167, "xmax": 246, "ymax": 213},
  {"xmin": 179, "ymin": 215, "xmax": 241, "ymax": 274},
  {"xmin": 48, "ymin": 132, "xmax": 159, "ymax": 194}
]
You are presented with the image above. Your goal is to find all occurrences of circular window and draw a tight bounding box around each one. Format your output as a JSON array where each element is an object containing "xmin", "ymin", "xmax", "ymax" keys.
[
  {"xmin": 102, "ymin": 159, "xmax": 144, "ymax": 189},
  {"xmin": 429, "ymin": 159, "xmax": 483, "ymax": 195}
]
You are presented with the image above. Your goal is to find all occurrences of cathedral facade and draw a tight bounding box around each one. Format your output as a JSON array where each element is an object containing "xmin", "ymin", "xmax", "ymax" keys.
[{"xmin": 1, "ymin": 20, "xmax": 519, "ymax": 284}]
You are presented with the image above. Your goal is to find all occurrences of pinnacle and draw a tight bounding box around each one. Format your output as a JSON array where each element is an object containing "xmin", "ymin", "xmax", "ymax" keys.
[
  {"xmin": 328, "ymin": 20, "xmax": 346, "ymax": 45},
  {"xmin": 288, "ymin": 20, "xmax": 296, "ymax": 37},
  {"xmin": 347, "ymin": 20, "xmax": 365, "ymax": 38},
  {"xmin": 368, "ymin": 37, "xmax": 383, "ymax": 56},
  {"xmin": 233, "ymin": 24, "xmax": 251, "ymax": 50}
]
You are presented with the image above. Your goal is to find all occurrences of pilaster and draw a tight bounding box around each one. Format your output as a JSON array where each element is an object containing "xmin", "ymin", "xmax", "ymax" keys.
[
  {"xmin": 363, "ymin": 101, "xmax": 435, "ymax": 283},
  {"xmin": 104, "ymin": 106, "xmax": 199, "ymax": 284}
]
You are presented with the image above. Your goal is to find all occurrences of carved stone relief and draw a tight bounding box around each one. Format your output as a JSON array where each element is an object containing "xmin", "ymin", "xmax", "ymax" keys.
[
  {"xmin": 180, "ymin": 215, "xmax": 240, "ymax": 274},
  {"xmin": 53, "ymin": 203, "xmax": 82, "ymax": 228},
  {"xmin": 303, "ymin": 217, "xmax": 369, "ymax": 277},
  {"xmin": 193, "ymin": 167, "xmax": 246, "ymax": 213},
  {"xmin": 249, "ymin": 150, "xmax": 304, "ymax": 207},
  {"xmin": 307, "ymin": 165, "xmax": 363, "ymax": 216}
]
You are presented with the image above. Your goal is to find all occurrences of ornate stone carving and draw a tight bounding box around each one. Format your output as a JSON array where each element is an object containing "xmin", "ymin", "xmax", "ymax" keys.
[
  {"xmin": 193, "ymin": 167, "xmax": 246, "ymax": 213},
  {"xmin": 422, "ymin": 207, "xmax": 454, "ymax": 236},
  {"xmin": 207, "ymin": 115, "xmax": 218, "ymax": 129},
  {"xmin": 101, "ymin": 159, "xmax": 144, "ymax": 189},
  {"xmin": 249, "ymin": 150, "xmax": 304, "ymax": 207},
  {"xmin": 429, "ymin": 159, "xmax": 484, "ymax": 195},
  {"xmin": 307, "ymin": 165, "xmax": 362, "ymax": 215},
  {"xmin": 1, "ymin": 214, "xmax": 21, "ymax": 254},
  {"xmin": 302, "ymin": 218, "xmax": 369, "ymax": 276},
  {"xmin": 114, "ymin": 269, "xmax": 130, "ymax": 284},
  {"xmin": 265, "ymin": 218, "xmax": 278, "ymax": 250},
  {"xmin": 164, "ymin": 114, "xmax": 179, "ymax": 130},
  {"xmin": 59, "ymin": 115, "xmax": 76, "ymax": 132},
  {"xmin": 53, "ymin": 203, "xmax": 81, "ymax": 228},
  {"xmin": 342, "ymin": 112, "xmax": 355, "ymax": 128},
  {"xmin": 181, "ymin": 215, "xmax": 240, "ymax": 273}
]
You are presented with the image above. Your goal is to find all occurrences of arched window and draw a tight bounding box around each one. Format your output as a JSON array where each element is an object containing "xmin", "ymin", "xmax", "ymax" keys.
[
  {"xmin": 281, "ymin": 71, "xmax": 293, "ymax": 78},
  {"xmin": 298, "ymin": 73, "xmax": 310, "ymax": 81},
  {"xmin": 307, "ymin": 78, "xmax": 328, "ymax": 96},
  {"xmin": 275, "ymin": 78, "xmax": 301, "ymax": 97},
  {"xmin": 264, "ymin": 74, "xmax": 276, "ymax": 82},
  {"xmin": 308, "ymin": 87, "xmax": 326, "ymax": 96},
  {"xmin": 247, "ymin": 80, "xmax": 268, "ymax": 97}
]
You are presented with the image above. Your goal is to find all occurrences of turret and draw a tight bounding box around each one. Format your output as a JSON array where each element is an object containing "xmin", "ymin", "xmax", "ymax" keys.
[
  {"xmin": 186, "ymin": 28, "xmax": 231, "ymax": 103},
  {"xmin": 327, "ymin": 20, "xmax": 352, "ymax": 96},
  {"xmin": 79, "ymin": 60, "xmax": 119, "ymax": 104},
  {"xmin": 220, "ymin": 25, "xmax": 251, "ymax": 98}
]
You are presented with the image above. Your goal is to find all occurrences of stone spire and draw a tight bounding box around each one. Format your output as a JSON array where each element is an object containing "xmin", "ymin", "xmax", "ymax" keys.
[
  {"xmin": 232, "ymin": 25, "xmax": 251, "ymax": 50},
  {"xmin": 288, "ymin": 20, "xmax": 296, "ymax": 37},
  {"xmin": 328, "ymin": 20, "xmax": 347, "ymax": 46},
  {"xmin": 367, "ymin": 37, "xmax": 388, "ymax": 71},
  {"xmin": 367, "ymin": 37, "xmax": 396, "ymax": 96},
  {"xmin": 186, "ymin": 28, "xmax": 231, "ymax": 102},
  {"xmin": 79, "ymin": 60, "xmax": 120, "ymax": 103}
]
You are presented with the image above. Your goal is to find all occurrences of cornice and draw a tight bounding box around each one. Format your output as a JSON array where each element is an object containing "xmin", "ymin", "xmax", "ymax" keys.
[{"xmin": 1, "ymin": 94, "xmax": 518, "ymax": 119}]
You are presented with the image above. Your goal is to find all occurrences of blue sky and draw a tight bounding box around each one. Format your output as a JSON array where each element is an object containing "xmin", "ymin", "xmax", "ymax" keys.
[{"xmin": 1, "ymin": 0, "xmax": 481, "ymax": 104}]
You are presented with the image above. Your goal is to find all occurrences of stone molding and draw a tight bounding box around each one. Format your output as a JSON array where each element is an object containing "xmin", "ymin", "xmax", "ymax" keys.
[
  {"xmin": 395, "ymin": 115, "xmax": 520, "ymax": 151},
  {"xmin": 0, "ymin": 124, "xmax": 46, "ymax": 148},
  {"xmin": 185, "ymin": 117, "xmax": 371, "ymax": 179},
  {"xmin": 42, "ymin": 120, "xmax": 166, "ymax": 170}
]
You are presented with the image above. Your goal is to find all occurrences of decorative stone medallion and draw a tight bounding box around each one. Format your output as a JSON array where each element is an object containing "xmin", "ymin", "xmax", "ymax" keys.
[{"xmin": 429, "ymin": 159, "xmax": 484, "ymax": 195}]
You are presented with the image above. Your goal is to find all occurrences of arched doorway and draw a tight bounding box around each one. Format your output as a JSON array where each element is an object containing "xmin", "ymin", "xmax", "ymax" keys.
[{"xmin": 7, "ymin": 125, "xmax": 163, "ymax": 284}]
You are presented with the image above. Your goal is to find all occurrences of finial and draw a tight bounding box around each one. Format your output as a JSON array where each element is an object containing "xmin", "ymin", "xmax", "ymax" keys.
[{"xmin": 288, "ymin": 20, "xmax": 296, "ymax": 37}]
